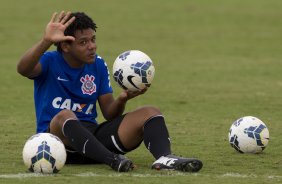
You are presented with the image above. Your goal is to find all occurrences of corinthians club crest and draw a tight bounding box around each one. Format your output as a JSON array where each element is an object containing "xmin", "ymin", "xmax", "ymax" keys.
[{"xmin": 80, "ymin": 74, "xmax": 96, "ymax": 95}]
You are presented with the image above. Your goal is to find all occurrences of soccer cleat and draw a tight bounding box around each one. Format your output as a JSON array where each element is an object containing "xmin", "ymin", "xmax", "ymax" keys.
[
  {"xmin": 110, "ymin": 154, "xmax": 134, "ymax": 172},
  {"xmin": 152, "ymin": 154, "xmax": 203, "ymax": 172}
]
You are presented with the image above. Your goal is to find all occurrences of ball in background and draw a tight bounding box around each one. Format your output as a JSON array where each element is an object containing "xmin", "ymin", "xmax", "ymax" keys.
[
  {"xmin": 22, "ymin": 133, "xmax": 66, "ymax": 174},
  {"xmin": 228, "ymin": 116, "xmax": 269, "ymax": 153},
  {"xmin": 113, "ymin": 50, "xmax": 155, "ymax": 92}
]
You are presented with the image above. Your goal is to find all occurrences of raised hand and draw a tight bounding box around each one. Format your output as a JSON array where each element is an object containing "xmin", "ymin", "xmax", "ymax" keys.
[{"xmin": 43, "ymin": 11, "xmax": 76, "ymax": 43}]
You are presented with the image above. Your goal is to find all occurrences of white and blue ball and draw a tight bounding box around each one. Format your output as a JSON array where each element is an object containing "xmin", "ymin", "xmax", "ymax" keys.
[
  {"xmin": 22, "ymin": 133, "xmax": 66, "ymax": 174},
  {"xmin": 228, "ymin": 116, "xmax": 269, "ymax": 153},
  {"xmin": 113, "ymin": 50, "xmax": 155, "ymax": 92}
]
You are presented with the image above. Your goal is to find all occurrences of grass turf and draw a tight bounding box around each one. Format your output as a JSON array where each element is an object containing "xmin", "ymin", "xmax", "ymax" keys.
[{"xmin": 0, "ymin": 0, "xmax": 281, "ymax": 183}]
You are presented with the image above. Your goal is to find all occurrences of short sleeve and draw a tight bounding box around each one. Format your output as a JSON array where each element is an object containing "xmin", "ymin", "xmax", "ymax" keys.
[
  {"xmin": 33, "ymin": 52, "xmax": 52, "ymax": 81},
  {"xmin": 97, "ymin": 57, "xmax": 113, "ymax": 96},
  {"xmin": 40, "ymin": 52, "xmax": 52, "ymax": 75}
]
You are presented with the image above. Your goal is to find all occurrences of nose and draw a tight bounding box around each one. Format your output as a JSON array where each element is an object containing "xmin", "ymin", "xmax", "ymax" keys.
[{"xmin": 88, "ymin": 41, "xmax": 96, "ymax": 50}]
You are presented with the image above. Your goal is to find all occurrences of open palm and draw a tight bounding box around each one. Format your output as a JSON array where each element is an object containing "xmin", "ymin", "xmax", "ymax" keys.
[{"xmin": 44, "ymin": 11, "xmax": 75, "ymax": 43}]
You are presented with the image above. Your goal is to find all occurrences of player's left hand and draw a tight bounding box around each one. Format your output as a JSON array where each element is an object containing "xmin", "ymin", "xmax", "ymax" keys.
[{"xmin": 118, "ymin": 87, "xmax": 148, "ymax": 102}]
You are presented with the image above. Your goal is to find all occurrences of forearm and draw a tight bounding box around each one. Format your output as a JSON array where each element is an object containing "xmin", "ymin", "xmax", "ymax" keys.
[
  {"xmin": 17, "ymin": 39, "xmax": 52, "ymax": 77},
  {"xmin": 105, "ymin": 97, "xmax": 127, "ymax": 120}
]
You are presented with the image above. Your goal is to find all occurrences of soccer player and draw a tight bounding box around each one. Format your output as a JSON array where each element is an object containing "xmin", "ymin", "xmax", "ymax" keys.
[{"xmin": 17, "ymin": 11, "xmax": 203, "ymax": 172}]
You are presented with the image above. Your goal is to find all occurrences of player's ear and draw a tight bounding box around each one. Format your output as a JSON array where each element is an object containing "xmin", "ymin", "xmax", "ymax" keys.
[{"xmin": 61, "ymin": 41, "xmax": 71, "ymax": 53}]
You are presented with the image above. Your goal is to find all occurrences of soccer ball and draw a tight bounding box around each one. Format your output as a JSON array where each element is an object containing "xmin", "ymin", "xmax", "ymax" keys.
[
  {"xmin": 113, "ymin": 50, "xmax": 155, "ymax": 91},
  {"xmin": 22, "ymin": 133, "xmax": 67, "ymax": 174},
  {"xmin": 228, "ymin": 116, "xmax": 269, "ymax": 153}
]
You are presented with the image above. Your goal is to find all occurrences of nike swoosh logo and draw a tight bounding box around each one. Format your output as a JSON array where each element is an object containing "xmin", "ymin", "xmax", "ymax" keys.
[
  {"xmin": 82, "ymin": 139, "xmax": 89, "ymax": 154},
  {"xmin": 127, "ymin": 75, "xmax": 140, "ymax": 90},
  {"xmin": 57, "ymin": 76, "xmax": 69, "ymax": 81}
]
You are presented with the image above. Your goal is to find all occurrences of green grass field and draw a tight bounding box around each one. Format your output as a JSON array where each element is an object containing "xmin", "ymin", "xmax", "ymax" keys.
[{"xmin": 1, "ymin": 0, "xmax": 282, "ymax": 183}]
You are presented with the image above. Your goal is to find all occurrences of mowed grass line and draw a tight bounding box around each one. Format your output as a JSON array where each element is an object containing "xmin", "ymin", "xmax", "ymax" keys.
[
  {"xmin": 0, "ymin": 172, "xmax": 282, "ymax": 184},
  {"xmin": 0, "ymin": 0, "xmax": 282, "ymax": 183}
]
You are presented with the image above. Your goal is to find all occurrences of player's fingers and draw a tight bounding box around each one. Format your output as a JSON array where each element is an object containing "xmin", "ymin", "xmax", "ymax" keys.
[
  {"xmin": 129, "ymin": 91, "xmax": 140, "ymax": 97},
  {"xmin": 134, "ymin": 88, "xmax": 147, "ymax": 95},
  {"xmin": 60, "ymin": 11, "xmax": 71, "ymax": 24},
  {"xmin": 62, "ymin": 36, "xmax": 75, "ymax": 42},
  {"xmin": 141, "ymin": 87, "xmax": 148, "ymax": 93},
  {"xmin": 50, "ymin": 12, "xmax": 58, "ymax": 23},
  {"xmin": 56, "ymin": 11, "xmax": 65, "ymax": 22},
  {"xmin": 64, "ymin": 16, "xmax": 75, "ymax": 28}
]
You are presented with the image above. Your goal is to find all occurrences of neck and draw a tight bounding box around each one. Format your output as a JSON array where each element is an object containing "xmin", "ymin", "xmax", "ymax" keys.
[{"xmin": 62, "ymin": 53, "xmax": 85, "ymax": 68}]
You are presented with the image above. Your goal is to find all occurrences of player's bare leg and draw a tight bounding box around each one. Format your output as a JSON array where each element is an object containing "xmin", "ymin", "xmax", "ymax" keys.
[
  {"xmin": 118, "ymin": 106, "xmax": 162, "ymax": 149},
  {"xmin": 49, "ymin": 109, "xmax": 77, "ymax": 146},
  {"xmin": 118, "ymin": 106, "xmax": 203, "ymax": 172}
]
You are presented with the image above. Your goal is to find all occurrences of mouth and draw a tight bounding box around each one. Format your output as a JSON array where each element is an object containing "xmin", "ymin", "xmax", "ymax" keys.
[
  {"xmin": 85, "ymin": 53, "xmax": 96, "ymax": 63},
  {"xmin": 87, "ymin": 53, "xmax": 96, "ymax": 61},
  {"xmin": 89, "ymin": 53, "xmax": 96, "ymax": 58}
]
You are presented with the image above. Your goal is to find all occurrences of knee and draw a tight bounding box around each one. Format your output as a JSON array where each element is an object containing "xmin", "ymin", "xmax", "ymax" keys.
[
  {"xmin": 49, "ymin": 110, "xmax": 77, "ymax": 143},
  {"xmin": 138, "ymin": 106, "xmax": 162, "ymax": 118},
  {"xmin": 53, "ymin": 109, "xmax": 77, "ymax": 124}
]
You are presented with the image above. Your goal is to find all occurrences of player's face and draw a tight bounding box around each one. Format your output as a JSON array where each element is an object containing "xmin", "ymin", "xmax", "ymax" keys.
[{"xmin": 68, "ymin": 28, "xmax": 97, "ymax": 64}]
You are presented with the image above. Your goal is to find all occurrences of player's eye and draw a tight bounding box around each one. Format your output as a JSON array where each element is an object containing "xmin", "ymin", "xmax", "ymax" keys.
[
  {"xmin": 91, "ymin": 37, "xmax": 96, "ymax": 43},
  {"xmin": 79, "ymin": 40, "xmax": 87, "ymax": 46}
]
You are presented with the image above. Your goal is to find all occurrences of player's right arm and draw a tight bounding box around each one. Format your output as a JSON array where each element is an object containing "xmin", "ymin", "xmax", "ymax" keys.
[
  {"xmin": 17, "ymin": 11, "xmax": 75, "ymax": 78},
  {"xmin": 17, "ymin": 40, "xmax": 53, "ymax": 78}
]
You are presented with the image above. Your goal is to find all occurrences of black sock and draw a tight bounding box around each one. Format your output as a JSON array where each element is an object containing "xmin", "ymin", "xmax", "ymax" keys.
[
  {"xmin": 63, "ymin": 119, "xmax": 115, "ymax": 165},
  {"xmin": 143, "ymin": 115, "xmax": 171, "ymax": 159}
]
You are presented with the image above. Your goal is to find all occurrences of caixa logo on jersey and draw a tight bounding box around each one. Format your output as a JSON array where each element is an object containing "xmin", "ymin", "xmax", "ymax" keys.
[{"xmin": 80, "ymin": 74, "xmax": 96, "ymax": 95}]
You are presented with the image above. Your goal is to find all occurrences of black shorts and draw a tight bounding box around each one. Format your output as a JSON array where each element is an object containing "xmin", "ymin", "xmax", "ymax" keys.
[{"xmin": 61, "ymin": 115, "xmax": 141, "ymax": 164}]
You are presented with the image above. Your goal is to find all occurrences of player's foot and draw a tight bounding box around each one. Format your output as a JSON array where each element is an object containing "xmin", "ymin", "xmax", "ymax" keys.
[
  {"xmin": 152, "ymin": 154, "xmax": 203, "ymax": 172},
  {"xmin": 110, "ymin": 154, "xmax": 134, "ymax": 172}
]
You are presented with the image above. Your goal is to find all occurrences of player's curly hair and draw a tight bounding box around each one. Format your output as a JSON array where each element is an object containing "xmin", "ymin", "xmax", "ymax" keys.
[{"xmin": 56, "ymin": 12, "xmax": 97, "ymax": 52}]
